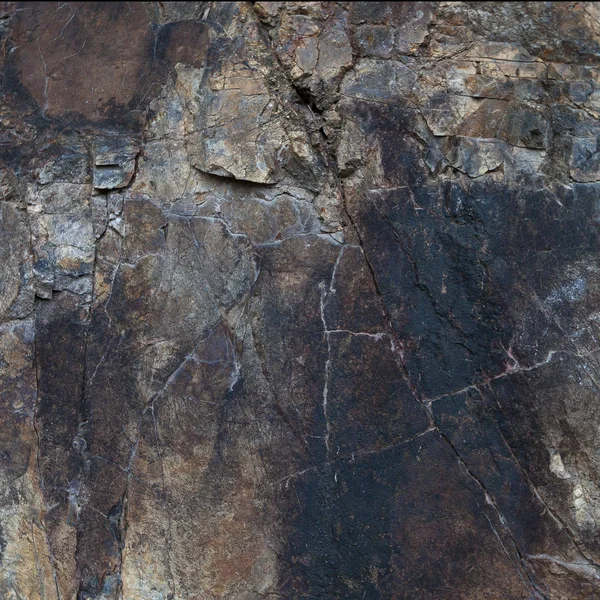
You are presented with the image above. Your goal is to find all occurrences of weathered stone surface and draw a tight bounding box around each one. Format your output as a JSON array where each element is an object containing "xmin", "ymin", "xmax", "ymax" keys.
[{"xmin": 1, "ymin": 2, "xmax": 600, "ymax": 599}]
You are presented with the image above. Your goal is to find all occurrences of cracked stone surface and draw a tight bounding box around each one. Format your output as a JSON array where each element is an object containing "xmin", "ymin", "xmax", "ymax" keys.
[{"xmin": 1, "ymin": 2, "xmax": 600, "ymax": 599}]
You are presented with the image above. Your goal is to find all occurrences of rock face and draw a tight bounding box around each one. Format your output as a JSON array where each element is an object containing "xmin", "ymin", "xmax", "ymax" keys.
[{"xmin": 1, "ymin": 1, "xmax": 600, "ymax": 598}]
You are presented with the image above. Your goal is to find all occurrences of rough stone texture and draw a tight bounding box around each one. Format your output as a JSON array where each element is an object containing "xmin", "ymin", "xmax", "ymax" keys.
[{"xmin": 0, "ymin": 1, "xmax": 600, "ymax": 599}]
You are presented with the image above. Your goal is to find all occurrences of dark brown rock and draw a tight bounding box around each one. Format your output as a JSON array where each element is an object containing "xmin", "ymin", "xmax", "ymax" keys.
[{"xmin": 1, "ymin": 2, "xmax": 600, "ymax": 599}]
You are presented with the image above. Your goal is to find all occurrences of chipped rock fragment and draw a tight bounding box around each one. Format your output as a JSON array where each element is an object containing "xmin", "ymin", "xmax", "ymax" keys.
[{"xmin": 93, "ymin": 137, "xmax": 139, "ymax": 190}]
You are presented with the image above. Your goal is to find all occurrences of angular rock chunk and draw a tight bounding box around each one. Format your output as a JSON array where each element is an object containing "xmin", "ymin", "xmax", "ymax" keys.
[{"xmin": 93, "ymin": 137, "xmax": 139, "ymax": 190}]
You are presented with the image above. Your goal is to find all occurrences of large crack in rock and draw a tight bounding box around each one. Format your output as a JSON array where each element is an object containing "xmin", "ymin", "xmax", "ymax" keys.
[{"xmin": 1, "ymin": 2, "xmax": 600, "ymax": 599}]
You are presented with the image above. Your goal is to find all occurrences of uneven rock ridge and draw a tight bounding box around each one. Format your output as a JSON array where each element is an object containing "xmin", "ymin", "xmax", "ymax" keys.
[{"xmin": 1, "ymin": 2, "xmax": 600, "ymax": 598}]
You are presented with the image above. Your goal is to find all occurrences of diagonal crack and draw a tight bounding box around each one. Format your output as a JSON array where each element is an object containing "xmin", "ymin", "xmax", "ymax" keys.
[
  {"xmin": 435, "ymin": 424, "xmax": 551, "ymax": 599},
  {"xmin": 486, "ymin": 385, "xmax": 600, "ymax": 571}
]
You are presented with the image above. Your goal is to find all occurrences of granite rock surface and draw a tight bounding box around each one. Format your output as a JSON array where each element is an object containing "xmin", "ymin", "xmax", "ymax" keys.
[{"xmin": 1, "ymin": 1, "xmax": 600, "ymax": 598}]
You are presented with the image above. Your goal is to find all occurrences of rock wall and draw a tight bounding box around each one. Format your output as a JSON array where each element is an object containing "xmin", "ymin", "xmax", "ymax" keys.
[{"xmin": 1, "ymin": 2, "xmax": 600, "ymax": 598}]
